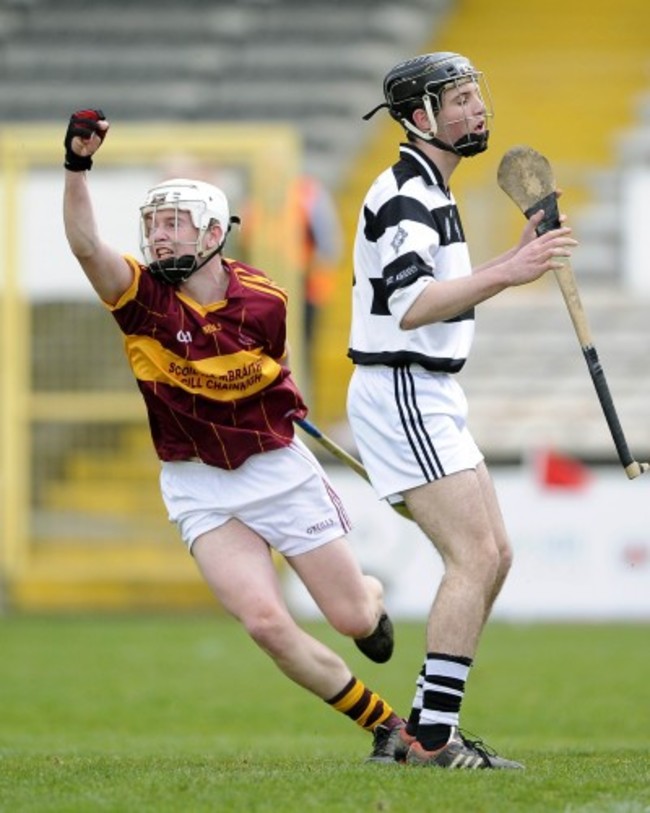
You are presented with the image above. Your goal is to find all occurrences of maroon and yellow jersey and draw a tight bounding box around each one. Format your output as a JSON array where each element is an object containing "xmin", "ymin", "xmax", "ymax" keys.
[{"xmin": 107, "ymin": 256, "xmax": 307, "ymax": 469}]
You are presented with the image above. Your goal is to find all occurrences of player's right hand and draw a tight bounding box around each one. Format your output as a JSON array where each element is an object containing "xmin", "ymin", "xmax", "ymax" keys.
[{"xmin": 64, "ymin": 109, "xmax": 109, "ymax": 172}]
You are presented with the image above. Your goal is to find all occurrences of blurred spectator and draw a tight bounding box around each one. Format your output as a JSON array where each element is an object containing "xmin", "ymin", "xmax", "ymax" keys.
[{"xmin": 242, "ymin": 174, "xmax": 343, "ymax": 371}]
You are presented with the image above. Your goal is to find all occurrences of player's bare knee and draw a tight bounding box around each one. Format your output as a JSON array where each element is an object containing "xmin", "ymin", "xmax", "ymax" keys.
[
  {"xmin": 497, "ymin": 542, "xmax": 514, "ymax": 577},
  {"xmin": 242, "ymin": 606, "xmax": 293, "ymax": 654},
  {"xmin": 479, "ymin": 543, "xmax": 501, "ymax": 586},
  {"xmin": 451, "ymin": 535, "xmax": 500, "ymax": 588}
]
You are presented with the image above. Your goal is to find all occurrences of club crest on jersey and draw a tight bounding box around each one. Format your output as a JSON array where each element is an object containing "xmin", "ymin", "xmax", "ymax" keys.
[
  {"xmin": 176, "ymin": 329, "xmax": 193, "ymax": 343},
  {"xmin": 391, "ymin": 225, "xmax": 407, "ymax": 254}
]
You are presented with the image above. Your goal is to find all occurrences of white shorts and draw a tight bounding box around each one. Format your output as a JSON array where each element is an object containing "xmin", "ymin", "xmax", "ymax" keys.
[
  {"xmin": 347, "ymin": 365, "xmax": 483, "ymax": 501},
  {"xmin": 160, "ymin": 437, "xmax": 351, "ymax": 556}
]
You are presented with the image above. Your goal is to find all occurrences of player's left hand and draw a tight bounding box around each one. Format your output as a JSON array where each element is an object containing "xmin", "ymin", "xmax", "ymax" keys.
[
  {"xmin": 515, "ymin": 190, "xmax": 568, "ymax": 250},
  {"xmin": 64, "ymin": 109, "xmax": 109, "ymax": 172}
]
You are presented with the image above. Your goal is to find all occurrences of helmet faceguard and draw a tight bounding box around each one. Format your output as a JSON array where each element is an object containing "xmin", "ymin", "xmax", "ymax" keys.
[
  {"xmin": 139, "ymin": 178, "xmax": 239, "ymax": 284},
  {"xmin": 364, "ymin": 52, "xmax": 493, "ymax": 158}
]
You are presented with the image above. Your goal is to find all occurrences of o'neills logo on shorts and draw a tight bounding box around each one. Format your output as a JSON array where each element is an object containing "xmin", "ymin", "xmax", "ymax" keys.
[{"xmin": 306, "ymin": 518, "xmax": 336, "ymax": 535}]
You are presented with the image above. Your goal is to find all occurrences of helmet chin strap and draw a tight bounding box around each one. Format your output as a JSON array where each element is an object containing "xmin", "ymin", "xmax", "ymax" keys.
[
  {"xmin": 149, "ymin": 216, "xmax": 240, "ymax": 285},
  {"xmin": 401, "ymin": 95, "xmax": 489, "ymax": 158}
]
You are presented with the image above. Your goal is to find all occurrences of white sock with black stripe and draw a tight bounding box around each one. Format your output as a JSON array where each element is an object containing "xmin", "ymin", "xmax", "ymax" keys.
[{"xmin": 417, "ymin": 652, "xmax": 473, "ymax": 751}]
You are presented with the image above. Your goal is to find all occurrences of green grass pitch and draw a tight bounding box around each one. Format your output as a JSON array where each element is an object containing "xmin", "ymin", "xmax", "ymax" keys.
[{"xmin": 0, "ymin": 615, "xmax": 648, "ymax": 812}]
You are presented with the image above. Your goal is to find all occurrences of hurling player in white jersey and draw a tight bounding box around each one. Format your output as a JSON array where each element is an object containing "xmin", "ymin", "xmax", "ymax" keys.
[{"xmin": 347, "ymin": 52, "xmax": 577, "ymax": 769}]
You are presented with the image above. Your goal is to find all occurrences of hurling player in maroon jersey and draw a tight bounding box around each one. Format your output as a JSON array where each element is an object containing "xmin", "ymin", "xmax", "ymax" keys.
[{"xmin": 63, "ymin": 109, "xmax": 405, "ymax": 761}]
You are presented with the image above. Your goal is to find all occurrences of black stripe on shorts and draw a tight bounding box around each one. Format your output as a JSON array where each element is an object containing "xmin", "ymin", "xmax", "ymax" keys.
[{"xmin": 393, "ymin": 365, "xmax": 445, "ymax": 482}]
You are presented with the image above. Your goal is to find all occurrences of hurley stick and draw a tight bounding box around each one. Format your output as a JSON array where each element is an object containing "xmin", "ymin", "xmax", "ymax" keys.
[
  {"xmin": 294, "ymin": 417, "xmax": 413, "ymax": 520},
  {"xmin": 497, "ymin": 145, "xmax": 648, "ymax": 480}
]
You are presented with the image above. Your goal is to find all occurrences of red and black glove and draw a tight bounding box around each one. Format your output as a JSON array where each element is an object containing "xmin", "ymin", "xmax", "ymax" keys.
[{"xmin": 64, "ymin": 109, "xmax": 107, "ymax": 172}]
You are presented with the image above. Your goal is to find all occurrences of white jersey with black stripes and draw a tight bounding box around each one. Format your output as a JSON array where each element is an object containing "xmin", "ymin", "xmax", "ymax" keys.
[
  {"xmin": 348, "ymin": 143, "xmax": 475, "ymax": 372},
  {"xmin": 347, "ymin": 142, "xmax": 484, "ymax": 497}
]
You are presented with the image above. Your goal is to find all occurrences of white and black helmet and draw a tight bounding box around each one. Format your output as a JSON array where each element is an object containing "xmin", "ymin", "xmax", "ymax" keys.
[
  {"xmin": 364, "ymin": 52, "xmax": 492, "ymax": 157},
  {"xmin": 139, "ymin": 178, "xmax": 238, "ymax": 284}
]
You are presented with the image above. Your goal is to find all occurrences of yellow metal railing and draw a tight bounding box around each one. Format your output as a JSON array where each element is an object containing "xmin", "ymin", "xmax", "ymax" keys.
[{"xmin": 1, "ymin": 130, "xmax": 30, "ymax": 582}]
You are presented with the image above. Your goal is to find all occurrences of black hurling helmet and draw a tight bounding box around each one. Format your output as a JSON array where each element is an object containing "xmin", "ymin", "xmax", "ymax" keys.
[{"xmin": 364, "ymin": 52, "xmax": 492, "ymax": 157}]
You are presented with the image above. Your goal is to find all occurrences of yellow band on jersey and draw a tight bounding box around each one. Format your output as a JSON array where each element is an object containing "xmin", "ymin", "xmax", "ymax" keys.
[{"xmin": 124, "ymin": 334, "xmax": 282, "ymax": 402}]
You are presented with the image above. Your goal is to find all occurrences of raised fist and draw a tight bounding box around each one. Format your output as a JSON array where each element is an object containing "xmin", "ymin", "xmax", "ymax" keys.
[{"xmin": 64, "ymin": 109, "xmax": 108, "ymax": 172}]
